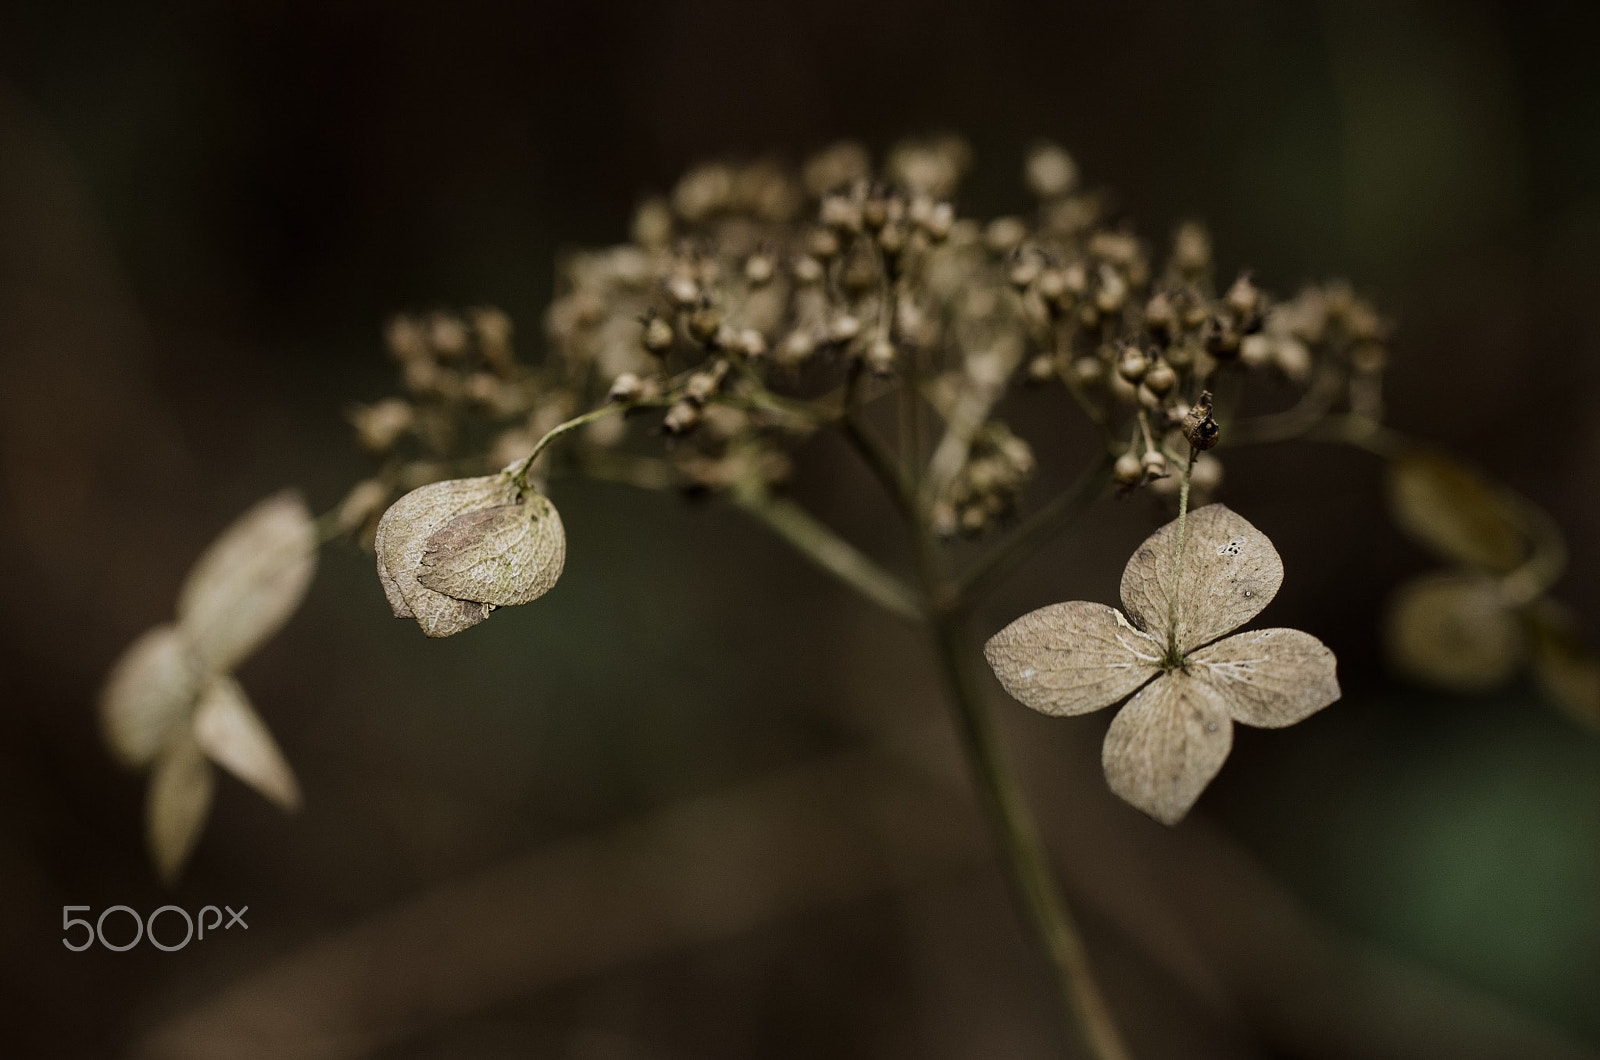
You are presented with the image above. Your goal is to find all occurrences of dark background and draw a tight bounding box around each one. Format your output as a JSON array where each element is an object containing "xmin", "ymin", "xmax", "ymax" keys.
[{"xmin": 3, "ymin": 1, "xmax": 1599, "ymax": 1056}]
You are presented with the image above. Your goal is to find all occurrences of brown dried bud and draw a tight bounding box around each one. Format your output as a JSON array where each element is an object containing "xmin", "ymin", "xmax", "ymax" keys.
[
  {"xmin": 351, "ymin": 398, "xmax": 414, "ymax": 453},
  {"xmin": 1113, "ymin": 451, "xmax": 1144, "ymax": 487},
  {"xmin": 642, "ymin": 313, "xmax": 675, "ymax": 354},
  {"xmin": 1142, "ymin": 450, "xmax": 1168, "ymax": 477},
  {"xmin": 1070, "ymin": 356, "xmax": 1105, "ymax": 386},
  {"xmin": 1116, "ymin": 345, "xmax": 1149, "ymax": 383},
  {"xmin": 1026, "ymin": 354, "xmax": 1056, "ymax": 384},
  {"xmin": 608, "ymin": 372, "xmax": 644, "ymax": 404},
  {"xmin": 1144, "ymin": 359, "xmax": 1177, "ymax": 395},
  {"xmin": 687, "ymin": 303, "xmax": 723, "ymax": 344},
  {"xmin": 792, "ymin": 255, "xmax": 825, "ymax": 285},
  {"xmin": 428, "ymin": 312, "xmax": 470, "ymax": 358},
  {"xmin": 663, "ymin": 400, "xmax": 703, "ymax": 435},
  {"xmin": 866, "ymin": 338, "xmax": 896, "ymax": 376},
  {"xmin": 1182, "ymin": 390, "xmax": 1220, "ymax": 451},
  {"xmin": 744, "ymin": 253, "xmax": 775, "ymax": 286}
]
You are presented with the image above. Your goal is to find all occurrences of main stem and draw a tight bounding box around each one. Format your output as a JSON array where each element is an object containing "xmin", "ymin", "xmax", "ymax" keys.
[{"xmin": 926, "ymin": 602, "xmax": 1133, "ymax": 1060}]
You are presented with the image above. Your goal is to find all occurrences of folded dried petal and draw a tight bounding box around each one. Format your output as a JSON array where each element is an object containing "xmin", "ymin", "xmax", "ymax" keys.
[
  {"xmin": 176, "ymin": 491, "xmax": 317, "ymax": 673},
  {"xmin": 1384, "ymin": 572, "xmax": 1520, "ymax": 692},
  {"xmin": 1187, "ymin": 628, "xmax": 1340, "ymax": 729},
  {"xmin": 984, "ymin": 601, "xmax": 1161, "ymax": 716},
  {"xmin": 193, "ymin": 676, "xmax": 302, "ymax": 810},
  {"xmin": 100, "ymin": 625, "xmax": 201, "ymax": 767},
  {"xmin": 375, "ymin": 475, "xmax": 513, "ymax": 637},
  {"xmin": 416, "ymin": 491, "xmax": 566, "ymax": 607},
  {"xmin": 1120, "ymin": 504, "xmax": 1283, "ymax": 655},
  {"xmin": 1102, "ymin": 671, "xmax": 1232, "ymax": 825},
  {"xmin": 147, "ymin": 733, "xmax": 216, "ymax": 883}
]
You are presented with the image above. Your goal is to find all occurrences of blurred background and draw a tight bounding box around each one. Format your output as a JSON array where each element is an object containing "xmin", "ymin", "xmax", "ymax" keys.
[{"xmin": 3, "ymin": 0, "xmax": 1599, "ymax": 1056}]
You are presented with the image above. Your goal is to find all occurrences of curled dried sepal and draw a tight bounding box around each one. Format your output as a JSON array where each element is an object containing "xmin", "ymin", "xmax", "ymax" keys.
[
  {"xmin": 1385, "ymin": 572, "xmax": 1521, "ymax": 692},
  {"xmin": 100, "ymin": 625, "xmax": 201, "ymax": 767},
  {"xmin": 147, "ymin": 733, "xmax": 216, "ymax": 885},
  {"xmin": 417, "ymin": 492, "xmax": 565, "ymax": 606},
  {"xmin": 1387, "ymin": 450, "xmax": 1525, "ymax": 574},
  {"xmin": 376, "ymin": 473, "xmax": 566, "ymax": 636},
  {"xmin": 193, "ymin": 676, "xmax": 302, "ymax": 810},
  {"xmin": 176, "ymin": 490, "xmax": 318, "ymax": 673}
]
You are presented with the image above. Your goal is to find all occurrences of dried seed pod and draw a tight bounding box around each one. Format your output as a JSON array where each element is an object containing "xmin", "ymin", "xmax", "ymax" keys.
[
  {"xmin": 1113, "ymin": 451, "xmax": 1144, "ymax": 487},
  {"xmin": 866, "ymin": 338, "xmax": 896, "ymax": 376},
  {"xmin": 1116, "ymin": 345, "xmax": 1148, "ymax": 383},
  {"xmin": 663, "ymin": 400, "xmax": 703, "ymax": 435},
  {"xmin": 1182, "ymin": 391, "xmax": 1220, "ymax": 451},
  {"xmin": 642, "ymin": 314, "xmax": 675, "ymax": 353},
  {"xmin": 608, "ymin": 372, "xmax": 644, "ymax": 404},
  {"xmin": 1144, "ymin": 359, "xmax": 1177, "ymax": 395}
]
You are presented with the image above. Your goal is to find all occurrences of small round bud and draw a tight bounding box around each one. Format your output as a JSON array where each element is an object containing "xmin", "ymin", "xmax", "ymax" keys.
[
  {"xmin": 778, "ymin": 330, "xmax": 816, "ymax": 366},
  {"xmin": 351, "ymin": 398, "xmax": 414, "ymax": 453},
  {"xmin": 865, "ymin": 338, "xmax": 896, "ymax": 376},
  {"xmin": 608, "ymin": 372, "xmax": 644, "ymax": 404},
  {"xmin": 861, "ymin": 195, "xmax": 888, "ymax": 231},
  {"xmin": 631, "ymin": 197, "xmax": 673, "ymax": 248},
  {"xmin": 1143, "ymin": 359, "xmax": 1176, "ymax": 395},
  {"xmin": 1144, "ymin": 292, "xmax": 1174, "ymax": 339},
  {"xmin": 1095, "ymin": 266, "xmax": 1128, "ymax": 314},
  {"xmin": 792, "ymin": 256, "xmax": 825, "ymax": 285},
  {"xmin": 829, "ymin": 315, "xmax": 862, "ymax": 343},
  {"xmin": 876, "ymin": 223, "xmax": 906, "ymax": 256},
  {"xmin": 1008, "ymin": 250, "xmax": 1042, "ymax": 289},
  {"xmin": 642, "ymin": 314, "xmax": 675, "ymax": 353},
  {"xmin": 1113, "ymin": 451, "xmax": 1144, "ymax": 487},
  {"xmin": 984, "ymin": 216, "xmax": 1028, "ymax": 256},
  {"xmin": 959, "ymin": 505, "xmax": 988, "ymax": 536},
  {"xmin": 663, "ymin": 400, "xmax": 702, "ymax": 435},
  {"xmin": 1225, "ymin": 273, "xmax": 1260, "ymax": 319},
  {"xmin": 1116, "ymin": 345, "xmax": 1149, "ymax": 383},
  {"xmin": 737, "ymin": 329, "xmax": 768, "ymax": 359},
  {"xmin": 1070, "ymin": 356, "xmax": 1105, "ymax": 386},
  {"xmin": 665, "ymin": 274, "xmax": 699, "ymax": 307},
  {"xmin": 1172, "ymin": 222, "xmax": 1211, "ymax": 275},
  {"xmin": 808, "ymin": 228, "xmax": 841, "ymax": 260},
  {"xmin": 1025, "ymin": 142, "xmax": 1078, "ymax": 199},
  {"xmin": 687, "ymin": 303, "xmax": 722, "ymax": 344},
  {"xmin": 1141, "ymin": 450, "xmax": 1168, "ymax": 477},
  {"xmin": 922, "ymin": 201, "xmax": 955, "ymax": 241},
  {"xmin": 820, "ymin": 195, "xmax": 862, "ymax": 232},
  {"xmin": 1036, "ymin": 268, "xmax": 1069, "ymax": 303},
  {"xmin": 1239, "ymin": 333, "xmax": 1273, "ymax": 368},
  {"xmin": 1026, "ymin": 354, "xmax": 1056, "ymax": 384},
  {"xmin": 428, "ymin": 313, "xmax": 469, "ymax": 357},
  {"xmin": 744, "ymin": 253, "xmax": 775, "ymax": 286}
]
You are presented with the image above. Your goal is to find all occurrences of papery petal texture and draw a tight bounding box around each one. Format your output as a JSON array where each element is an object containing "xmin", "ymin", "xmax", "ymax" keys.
[
  {"xmin": 984, "ymin": 601, "xmax": 1161, "ymax": 716},
  {"xmin": 177, "ymin": 491, "xmax": 317, "ymax": 673},
  {"xmin": 416, "ymin": 491, "xmax": 566, "ymax": 607},
  {"xmin": 1187, "ymin": 628, "xmax": 1340, "ymax": 728},
  {"xmin": 100, "ymin": 624, "xmax": 201, "ymax": 767},
  {"xmin": 375, "ymin": 475, "xmax": 512, "ymax": 637},
  {"xmin": 1101, "ymin": 671, "xmax": 1233, "ymax": 825},
  {"xmin": 146, "ymin": 733, "xmax": 215, "ymax": 884},
  {"xmin": 1120, "ymin": 504, "xmax": 1282, "ymax": 654},
  {"xmin": 193, "ymin": 676, "xmax": 302, "ymax": 811}
]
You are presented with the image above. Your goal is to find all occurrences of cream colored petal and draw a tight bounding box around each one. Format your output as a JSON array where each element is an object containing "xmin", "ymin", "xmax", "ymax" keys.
[
  {"xmin": 1187, "ymin": 628, "xmax": 1340, "ymax": 729},
  {"xmin": 147, "ymin": 733, "xmax": 215, "ymax": 884},
  {"xmin": 1384, "ymin": 572, "xmax": 1520, "ymax": 692},
  {"xmin": 375, "ymin": 475, "xmax": 513, "ymax": 637},
  {"xmin": 193, "ymin": 677, "xmax": 302, "ymax": 811},
  {"xmin": 100, "ymin": 624, "xmax": 201, "ymax": 767},
  {"xmin": 373, "ymin": 511, "xmax": 412, "ymax": 618},
  {"xmin": 984, "ymin": 601, "xmax": 1162, "ymax": 716},
  {"xmin": 1120, "ymin": 504, "xmax": 1283, "ymax": 654},
  {"xmin": 416, "ymin": 491, "xmax": 566, "ymax": 607},
  {"xmin": 1102, "ymin": 671, "xmax": 1233, "ymax": 826},
  {"xmin": 176, "ymin": 491, "xmax": 317, "ymax": 673}
]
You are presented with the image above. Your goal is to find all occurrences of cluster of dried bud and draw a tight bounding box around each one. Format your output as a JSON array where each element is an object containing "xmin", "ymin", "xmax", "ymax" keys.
[{"xmin": 99, "ymin": 492, "xmax": 313, "ymax": 880}]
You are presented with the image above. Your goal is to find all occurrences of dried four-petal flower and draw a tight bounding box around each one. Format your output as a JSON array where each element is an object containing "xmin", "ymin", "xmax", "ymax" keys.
[
  {"xmin": 99, "ymin": 490, "xmax": 316, "ymax": 880},
  {"xmin": 985, "ymin": 504, "xmax": 1339, "ymax": 825}
]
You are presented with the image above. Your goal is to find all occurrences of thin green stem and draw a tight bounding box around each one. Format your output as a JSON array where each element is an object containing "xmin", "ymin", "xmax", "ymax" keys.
[
  {"xmin": 731, "ymin": 485, "xmax": 925, "ymax": 622},
  {"xmin": 508, "ymin": 403, "xmax": 639, "ymax": 486},
  {"xmin": 925, "ymin": 602, "xmax": 1133, "ymax": 1060},
  {"xmin": 1165, "ymin": 446, "xmax": 1196, "ymax": 659}
]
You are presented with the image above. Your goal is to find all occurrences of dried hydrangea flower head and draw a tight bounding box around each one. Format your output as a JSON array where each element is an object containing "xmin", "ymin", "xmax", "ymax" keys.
[
  {"xmin": 375, "ymin": 470, "xmax": 566, "ymax": 637},
  {"xmin": 985, "ymin": 505, "xmax": 1339, "ymax": 824},
  {"xmin": 99, "ymin": 491, "xmax": 313, "ymax": 880}
]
